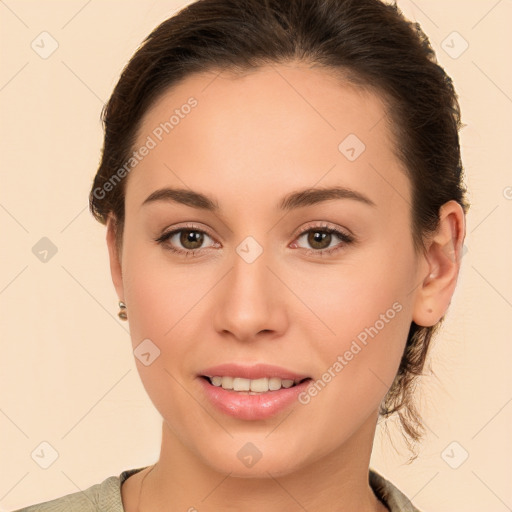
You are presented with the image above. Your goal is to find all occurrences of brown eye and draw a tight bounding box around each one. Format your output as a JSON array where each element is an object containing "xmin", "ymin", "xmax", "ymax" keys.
[
  {"xmin": 155, "ymin": 226, "xmax": 217, "ymax": 256},
  {"xmin": 179, "ymin": 229, "xmax": 204, "ymax": 250},
  {"xmin": 306, "ymin": 230, "xmax": 333, "ymax": 250},
  {"xmin": 293, "ymin": 225, "xmax": 354, "ymax": 256}
]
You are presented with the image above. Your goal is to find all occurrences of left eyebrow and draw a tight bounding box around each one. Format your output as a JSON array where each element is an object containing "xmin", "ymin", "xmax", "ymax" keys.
[{"xmin": 278, "ymin": 186, "xmax": 376, "ymax": 210}]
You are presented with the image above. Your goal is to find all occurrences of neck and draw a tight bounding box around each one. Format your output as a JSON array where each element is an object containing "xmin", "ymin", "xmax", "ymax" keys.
[{"xmin": 136, "ymin": 410, "xmax": 387, "ymax": 512}]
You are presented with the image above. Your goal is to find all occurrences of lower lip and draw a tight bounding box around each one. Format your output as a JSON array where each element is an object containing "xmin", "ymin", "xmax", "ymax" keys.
[{"xmin": 198, "ymin": 377, "xmax": 312, "ymax": 421}]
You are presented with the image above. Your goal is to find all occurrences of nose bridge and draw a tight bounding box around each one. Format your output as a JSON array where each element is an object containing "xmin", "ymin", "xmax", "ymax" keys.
[
  {"xmin": 233, "ymin": 239, "xmax": 272, "ymax": 296},
  {"xmin": 213, "ymin": 236, "xmax": 286, "ymax": 340}
]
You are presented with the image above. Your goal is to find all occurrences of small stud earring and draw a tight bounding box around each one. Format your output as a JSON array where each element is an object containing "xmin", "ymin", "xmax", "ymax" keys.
[{"xmin": 118, "ymin": 300, "xmax": 128, "ymax": 321}]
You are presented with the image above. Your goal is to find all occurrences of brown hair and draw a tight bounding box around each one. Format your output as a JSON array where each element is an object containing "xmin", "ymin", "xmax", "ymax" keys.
[{"xmin": 89, "ymin": 0, "xmax": 469, "ymax": 460}]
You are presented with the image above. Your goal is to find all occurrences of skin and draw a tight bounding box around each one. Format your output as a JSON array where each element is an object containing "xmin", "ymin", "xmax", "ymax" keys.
[{"xmin": 106, "ymin": 62, "xmax": 465, "ymax": 511}]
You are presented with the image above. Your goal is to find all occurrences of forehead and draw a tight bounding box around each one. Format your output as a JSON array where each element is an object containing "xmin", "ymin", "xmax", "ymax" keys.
[{"xmin": 126, "ymin": 63, "xmax": 409, "ymax": 216}]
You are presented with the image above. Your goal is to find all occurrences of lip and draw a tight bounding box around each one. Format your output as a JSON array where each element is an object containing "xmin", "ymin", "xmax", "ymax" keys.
[
  {"xmin": 197, "ymin": 363, "xmax": 312, "ymax": 421},
  {"xmin": 199, "ymin": 363, "xmax": 310, "ymax": 381},
  {"xmin": 198, "ymin": 376, "xmax": 312, "ymax": 421}
]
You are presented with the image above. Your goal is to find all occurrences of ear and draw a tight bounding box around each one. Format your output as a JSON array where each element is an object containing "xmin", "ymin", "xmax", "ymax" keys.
[
  {"xmin": 106, "ymin": 214, "xmax": 125, "ymax": 302},
  {"xmin": 412, "ymin": 200, "xmax": 466, "ymax": 327}
]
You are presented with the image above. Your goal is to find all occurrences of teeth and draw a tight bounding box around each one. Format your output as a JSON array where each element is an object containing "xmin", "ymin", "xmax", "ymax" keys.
[
  {"xmin": 221, "ymin": 376, "xmax": 233, "ymax": 389},
  {"xmin": 249, "ymin": 377, "xmax": 267, "ymax": 392},
  {"xmin": 268, "ymin": 377, "xmax": 282, "ymax": 390},
  {"xmin": 208, "ymin": 376, "xmax": 301, "ymax": 392},
  {"xmin": 211, "ymin": 376, "xmax": 222, "ymax": 386},
  {"xmin": 233, "ymin": 377, "xmax": 251, "ymax": 391}
]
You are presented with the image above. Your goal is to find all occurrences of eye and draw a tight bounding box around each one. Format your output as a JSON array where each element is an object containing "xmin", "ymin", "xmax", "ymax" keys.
[
  {"xmin": 291, "ymin": 223, "xmax": 354, "ymax": 256},
  {"xmin": 154, "ymin": 224, "xmax": 218, "ymax": 257},
  {"xmin": 154, "ymin": 222, "xmax": 355, "ymax": 258}
]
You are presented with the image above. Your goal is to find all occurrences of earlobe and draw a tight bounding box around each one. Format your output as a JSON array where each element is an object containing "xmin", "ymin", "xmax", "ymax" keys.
[
  {"xmin": 106, "ymin": 214, "xmax": 125, "ymax": 302},
  {"xmin": 412, "ymin": 200, "xmax": 466, "ymax": 327}
]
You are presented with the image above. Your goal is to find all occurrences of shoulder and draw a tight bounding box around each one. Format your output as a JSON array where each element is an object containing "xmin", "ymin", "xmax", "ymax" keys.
[
  {"xmin": 12, "ymin": 467, "xmax": 418, "ymax": 511},
  {"xmin": 10, "ymin": 468, "xmax": 147, "ymax": 512},
  {"xmin": 369, "ymin": 468, "xmax": 422, "ymax": 512}
]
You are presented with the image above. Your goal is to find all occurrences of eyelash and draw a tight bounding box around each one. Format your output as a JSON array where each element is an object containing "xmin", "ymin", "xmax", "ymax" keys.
[{"xmin": 154, "ymin": 222, "xmax": 355, "ymax": 258}]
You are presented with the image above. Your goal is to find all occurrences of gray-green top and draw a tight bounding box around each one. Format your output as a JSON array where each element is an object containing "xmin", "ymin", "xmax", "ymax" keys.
[{"xmin": 12, "ymin": 467, "xmax": 421, "ymax": 511}]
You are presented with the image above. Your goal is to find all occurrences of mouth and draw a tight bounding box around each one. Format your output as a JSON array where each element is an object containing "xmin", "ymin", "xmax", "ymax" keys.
[
  {"xmin": 198, "ymin": 372, "xmax": 313, "ymax": 420},
  {"xmin": 197, "ymin": 363, "xmax": 313, "ymax": 419},
  {"xmin": 201, "ymin": 375, "xmax": 312, "ymax": 394}
]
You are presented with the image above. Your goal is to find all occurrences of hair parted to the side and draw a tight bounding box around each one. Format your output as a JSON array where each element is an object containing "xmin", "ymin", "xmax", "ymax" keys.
[{"xmin": 89, "ymin": 0, "xmax": 469, "ymax": 462}]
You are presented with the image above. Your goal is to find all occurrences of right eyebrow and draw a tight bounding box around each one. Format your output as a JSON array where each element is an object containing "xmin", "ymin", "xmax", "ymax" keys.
[{"xmin": 141, "ymin": 187, "xmax": 219, "ymax": 211}]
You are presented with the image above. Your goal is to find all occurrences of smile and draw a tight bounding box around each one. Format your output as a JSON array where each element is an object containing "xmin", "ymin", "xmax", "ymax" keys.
[{"xmin": 203, "ymin": 375, "xmax": 310, "ymax": 393}]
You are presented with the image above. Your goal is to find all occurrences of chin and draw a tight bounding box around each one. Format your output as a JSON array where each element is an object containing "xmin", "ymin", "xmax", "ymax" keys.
[
  {"xmin": 196, "ymin": 439, "xmax": 308, "ymax": 478},
  {"xmin": 211, "ymin": 457, "xmax": 301, "ymax": 479}
]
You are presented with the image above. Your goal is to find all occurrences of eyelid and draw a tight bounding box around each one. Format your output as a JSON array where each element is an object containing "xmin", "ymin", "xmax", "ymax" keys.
[
  {"xmin": 154, "ymin": 222, "xmax": 219, "ymax": 253},
  {"xmin": 158, "ymin": 221, "xmax": 352, "ymax": 242},
  {"xmin": 291, "ymin": 221, "xmax": 355, "ymax": 256},
  {"xmin": 156, "ymin": 220, "xmax": 355, "ymax": 257},
  {"xmin": 292, "ymin": 220, "xmax": 354, "ymax": 240},
  {"xmin": 159, "ymin": 222, "xmax": 216, "ymax": 239}
]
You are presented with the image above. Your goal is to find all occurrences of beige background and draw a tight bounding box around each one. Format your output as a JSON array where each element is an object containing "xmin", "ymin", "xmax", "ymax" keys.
[{"xmin": 1, "ymin": 1, "xmax": 511, "ymax": 510}]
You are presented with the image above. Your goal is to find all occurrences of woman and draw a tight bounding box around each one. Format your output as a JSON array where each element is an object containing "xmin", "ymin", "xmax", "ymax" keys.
[{"xmin": 15, "ymin": 0, "xmax": 468, "ymax": 510}]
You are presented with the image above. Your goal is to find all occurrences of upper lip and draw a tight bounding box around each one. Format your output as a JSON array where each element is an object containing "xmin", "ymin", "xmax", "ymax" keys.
[{"xmin": 199, "ymin": 363, "xmax": 310, "ymax": 381}]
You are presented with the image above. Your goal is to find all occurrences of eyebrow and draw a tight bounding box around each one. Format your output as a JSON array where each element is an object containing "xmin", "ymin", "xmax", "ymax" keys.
[
  {"xmin": 141, "ymin": 186, "xmax": 376, "ymax": 211},
  {"xmin": 279, "ymin": 186, "xmax": 375, "ymax": 210}
]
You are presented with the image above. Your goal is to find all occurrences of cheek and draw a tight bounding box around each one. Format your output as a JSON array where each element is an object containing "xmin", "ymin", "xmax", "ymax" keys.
[
  {"xmin": 291, "ymin": 244, "xmax": 416, "ymax": 414},
  {"xmin": 121, "ymin": 231, "xmax": 189, "ymax": 342},
  {"xmin": 120, "ymin": 244, "xmax": 202, "ymax": 424},
  {"xmin": 293, "ymin": 241, "xmax": 415, "ymax": 342},
  {"xmin": 120, "ymin": 233, "xmax": 214, "ymax": 394}
]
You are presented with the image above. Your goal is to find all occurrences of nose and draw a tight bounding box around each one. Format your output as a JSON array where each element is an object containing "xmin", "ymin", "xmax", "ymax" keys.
[{"xmin": 212, "ymin": 243, "xmax": 288, "ymax": 343}]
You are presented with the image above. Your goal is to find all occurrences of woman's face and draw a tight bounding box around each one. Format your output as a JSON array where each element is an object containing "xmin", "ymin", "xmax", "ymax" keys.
[{"xmin": 109, "ymin": 63, "xmax": 428, "ymax": 476}]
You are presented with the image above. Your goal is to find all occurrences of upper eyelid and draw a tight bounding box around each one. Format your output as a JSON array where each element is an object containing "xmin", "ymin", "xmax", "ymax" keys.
[
  {"xmin": 160, "ymin": 221, "xmax": 350, "ymax": 237},
  {"xmin": 159, "ymin": 221, "xmax": 353, "ymax": 247},
  {"xmin": 294, "ymin": 221, "xmax": 353, "ymax": 238},
  {"xmin": 160, "ymin": 222, "xmax": 215, "ymax": 240}
]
